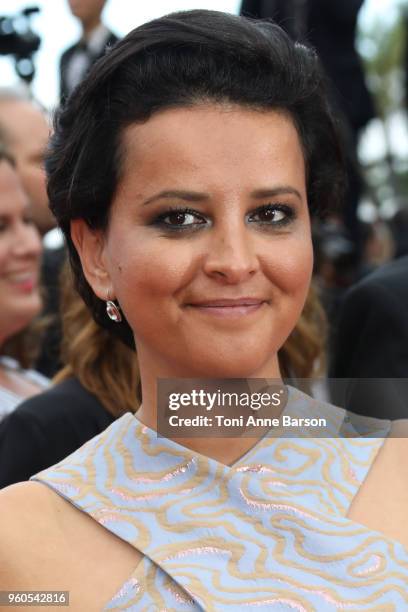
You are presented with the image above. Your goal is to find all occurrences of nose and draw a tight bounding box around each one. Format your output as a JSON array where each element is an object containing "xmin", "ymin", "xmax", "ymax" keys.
[
  {"xmin": 203, "ymin": 222, "xmax": 259, "ymax": 284},
  {"xmin": 12, "ymin": 221, "xmax": 42, "ymax": 260}
]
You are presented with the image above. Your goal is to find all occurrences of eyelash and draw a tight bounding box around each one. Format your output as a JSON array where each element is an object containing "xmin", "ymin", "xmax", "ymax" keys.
[{"xmin": 151, "ymin": 204, "xmax": 296, "ymax": 232}]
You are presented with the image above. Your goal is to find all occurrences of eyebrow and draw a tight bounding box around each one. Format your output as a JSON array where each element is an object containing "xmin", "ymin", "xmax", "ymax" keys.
[
  {"xmin": 141, "ymin": 186, "xmax": 302, "ymax": 206},
  {"xmin": 142, "ymin": 190, "xmax": 210, "ymax": 206},
  {"xmin": 28, "ymin": 152, "xmax": 44, "ymax": 163}
]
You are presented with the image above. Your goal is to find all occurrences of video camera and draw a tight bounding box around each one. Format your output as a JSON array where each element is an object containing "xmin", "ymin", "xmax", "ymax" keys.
[{"xmin": 0, "ymin": 6, "xmax": 41, "ymax": 83}]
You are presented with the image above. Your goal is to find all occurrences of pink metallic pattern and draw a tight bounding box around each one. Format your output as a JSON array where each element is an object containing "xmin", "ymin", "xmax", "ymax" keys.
[
  {"xmin": 163, "ymin": 546, "xmax": 231, "ymax": 562},
  {"xmin": 354, "ymin": 554, "xmax": 382, "ymax": 575},
  {"xmin": 239, "ymin": 487, "xmax": 320, "ymax": 520},
  {"xmin": 110, "ymin": 577, "xmax": 141, "ymax": 601},
  {"xmin": 236, "ymin": 464, "xmax": 277, "ymax": 474},
  {"xmin": 130, "ymin": 458, "xmax": 197, "ymax": 483},
  {"xmin": 243, "ymin": 597, "xmax": 307, "ymax": 610}
]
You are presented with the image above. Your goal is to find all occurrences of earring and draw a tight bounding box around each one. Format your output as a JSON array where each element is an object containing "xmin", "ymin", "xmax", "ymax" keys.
[{"xmin": 106, "ymin": 292, "xmax": 122, "ymax": 323}]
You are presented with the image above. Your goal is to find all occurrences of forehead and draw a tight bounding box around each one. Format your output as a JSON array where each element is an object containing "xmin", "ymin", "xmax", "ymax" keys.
[
  {"xmin": 0, "ymin": 101, "xmax": 49, "ymax": 148},
  {"xmin": 0, "ymin": 161, "xmax": 29, "ymax": 212},
  {"xmin": 119, "ymin": 105, "xmax": 306, "ymax": 192}
]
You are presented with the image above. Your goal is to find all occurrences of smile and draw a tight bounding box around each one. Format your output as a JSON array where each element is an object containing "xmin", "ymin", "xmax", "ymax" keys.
[
  {"xmin": 186, "ymin": 298, "xmax": 268, "ymax": 318},
  {"xmin": 5, "ymin": 272, "xmax": 37, "ymax": 293}
]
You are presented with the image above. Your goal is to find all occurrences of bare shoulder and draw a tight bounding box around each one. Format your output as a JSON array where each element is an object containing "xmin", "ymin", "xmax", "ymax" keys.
[
  {"xmin": 347, "ymin": 419, "xmax": 408, "ymax": 548},
  {"xmin": 0, "ymin": 481, "xmax": 143, "ymax": 609},
  {"xmin": 0, "ymin": 481, "xmax": 67, "ymax": 587},
  {"xmin": 0, "ymin": 479, "xmax": 50, "ymax": 511},
  {"xmin": 0, "ymin": 480, "xmax": 60, "ymax": 542}
]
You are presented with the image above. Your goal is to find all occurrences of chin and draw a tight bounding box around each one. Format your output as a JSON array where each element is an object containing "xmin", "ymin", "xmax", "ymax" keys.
[
  {"xmin": 11, "ymin": 301, "xmax": 42, "ymax": 332},
  {"xmin": 181, "ymin": 331, "xmax": 284, "ymax": 376},
  {"xmin": 23, "ymin": 297, "xmax": 42, "ymax": 317},
  {"xmin": 179, "ymin": 349, "xmax": 278, "ymax": 379}
]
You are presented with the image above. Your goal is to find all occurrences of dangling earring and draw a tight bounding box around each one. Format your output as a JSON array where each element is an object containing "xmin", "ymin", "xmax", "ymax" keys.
[{"xmin": 106, "ymin": 291, "xmax": 122, "ymax": 323}]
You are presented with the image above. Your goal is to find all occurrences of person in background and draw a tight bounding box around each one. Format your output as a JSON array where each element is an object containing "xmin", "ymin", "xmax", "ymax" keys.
[
  {"xmin": 314, "ymin": 218, "xmax": 394, "ymax": 324},
  {"xmin": 0, "ymin": 261, "xmax": 140, "ymax": 487},
  {"xmin": 0, "ymin": 89, "xmax": 53, "ymax": 238},
  {"xmin": 0, "ymin": 89, "xmax": 64, "ymax": 378},
  {"xmin": 0, "ymin": 143, "xmax": 47, "ymax": 422},
  {"xmin": 329, "ymin": 254, "xmax": 408, "ymax": 419},
  {"xmin": 358, "ymin": 219, "xmax": 395, "ymax": 276},
  {"xmin": 388, "ymin": 207, "xmax": 408, "ymax": 259},
  {"xmin": 60, "ymin": 0, "xmax": 119, "ymax": 102}
]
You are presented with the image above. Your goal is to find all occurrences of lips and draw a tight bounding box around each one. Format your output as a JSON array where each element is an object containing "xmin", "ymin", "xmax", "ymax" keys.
[
  {"xmin": 186, "ymin": 297, "xmax": 268, "ymax": 318},
  {"xmin": 5, "ymin": 271, "xmax": 38, "ymax": 292},
  {"xmin": 188, "ymin": 298, "xmax": 267, "ymax": 307}
]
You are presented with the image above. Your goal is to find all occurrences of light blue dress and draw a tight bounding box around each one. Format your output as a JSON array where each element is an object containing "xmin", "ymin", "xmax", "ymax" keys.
[{"xmin": 32, "ymin": 386, "xmax": 408, "ymax": 610}]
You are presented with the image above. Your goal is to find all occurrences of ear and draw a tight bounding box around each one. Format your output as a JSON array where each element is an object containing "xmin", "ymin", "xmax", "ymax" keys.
[{"xmin": 70, "ymin": 219, "xmax": 111, "ymax": 301}]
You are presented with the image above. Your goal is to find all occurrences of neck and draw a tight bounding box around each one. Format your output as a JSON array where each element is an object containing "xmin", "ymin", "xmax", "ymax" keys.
[
  {"xmin": 81, "ymin": 17, "xmax": 102, "ymax": 38},
  {"xmin": 134, "ymin": 352, "xmax": 284, "ymax": 465}
]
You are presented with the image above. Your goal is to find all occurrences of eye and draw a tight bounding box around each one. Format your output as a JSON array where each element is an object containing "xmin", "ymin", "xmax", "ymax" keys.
[
  {"xmin": 154, "ymin": 208, "xmax": 207, "ymax": 230},
  {"xmin": 248, "ymin": 204, "xmax": 295, "ymax": 226}
]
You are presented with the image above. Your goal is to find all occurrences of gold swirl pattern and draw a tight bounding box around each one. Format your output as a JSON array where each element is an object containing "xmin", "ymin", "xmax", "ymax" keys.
[{"xmin": 32, "ymin": 386, "xmax": 408, "ymax": 610}]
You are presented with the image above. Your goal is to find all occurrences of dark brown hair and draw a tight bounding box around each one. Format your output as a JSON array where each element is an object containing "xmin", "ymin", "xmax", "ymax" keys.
[{"xmin": 54, "ymin": 263, "xmax": 141, "ymax": 414}]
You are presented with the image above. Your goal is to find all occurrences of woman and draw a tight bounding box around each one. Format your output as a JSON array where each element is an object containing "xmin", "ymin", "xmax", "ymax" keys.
[
  {"xmin": 1, "ymin": 10, "xmax": 407, "ymax": 610},
  {"xmin": 0, "ymin": 262, "xmax": 140, "ymax": 487},
  {"xmin": 0, "ymin": 145, "xmax": 47, "ymax": 421}
]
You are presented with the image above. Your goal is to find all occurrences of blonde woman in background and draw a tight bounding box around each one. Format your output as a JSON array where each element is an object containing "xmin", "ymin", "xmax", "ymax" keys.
[
  {"xmin": 0, "ymin": 144, "xmax": 47, "ymax": 422},
  {"xmin": 0, "ymin": 261, "xmax": 140, "ymax": 487}
]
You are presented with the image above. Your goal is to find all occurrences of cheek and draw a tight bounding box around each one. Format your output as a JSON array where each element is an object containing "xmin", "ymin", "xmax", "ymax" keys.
[
  {"xmin": 32, "ymin": 169, "xmax": 44, "ymax": 191},
  {"xmin": 27, "ymin": 167, "xmax": 43, "ymax": 191},
  {"xmin": 289, "ymin": 240, "xmax": 313, "ymax": 292},
  {"xmin": 264, "ymin": 234, "xmax": 313, "ymax": 299},
  {"xmin": 109, "ymin": 236, "xmax": 194, "ymax": 308},
  {"xmin": 32, "ymin": 232, "xmax": 43, "ymax": 258},
  {"xmin": 0, "ymin": 248, "xmax": 8, "ymax": 274}
]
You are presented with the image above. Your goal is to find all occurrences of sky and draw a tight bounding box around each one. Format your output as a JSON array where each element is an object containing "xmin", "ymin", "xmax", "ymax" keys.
[{"xmin": 0, "ymin": 0, "xmax": 401, "ymax": 109}]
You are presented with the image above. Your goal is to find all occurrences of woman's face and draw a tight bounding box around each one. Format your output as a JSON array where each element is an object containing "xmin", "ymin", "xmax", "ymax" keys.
[
  {"xmin": 0, "ymin": 160, "xmax": 42, "ymax": 345},
  {"xmin": 77, "ymin": 105, "xmax": 313, "ymax": 378}
]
